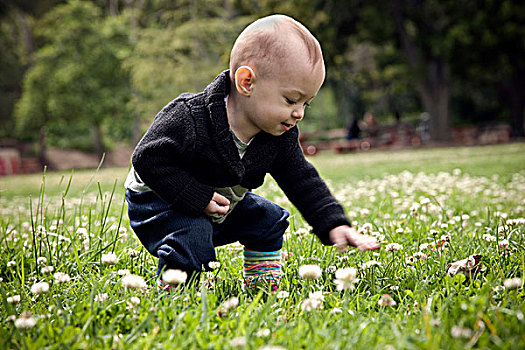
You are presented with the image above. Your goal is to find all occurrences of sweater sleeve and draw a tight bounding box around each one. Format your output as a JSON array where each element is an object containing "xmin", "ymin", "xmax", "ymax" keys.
[
  {"xmin": 269, "ymin": 129, "xmax": 351, "ymax": 245},
  {"xmin": 131, "ymin": 100, "xmax": 214, "ymax": 215}
]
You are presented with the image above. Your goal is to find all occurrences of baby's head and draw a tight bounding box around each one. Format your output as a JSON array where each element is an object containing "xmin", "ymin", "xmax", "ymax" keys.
[
  {"xmin": 230, "ymin": 14, "xmax": 324, "ymax": 81},
  {"xmin": 229, "ymin": 15, "xmax": 325, "ymax": 137}
]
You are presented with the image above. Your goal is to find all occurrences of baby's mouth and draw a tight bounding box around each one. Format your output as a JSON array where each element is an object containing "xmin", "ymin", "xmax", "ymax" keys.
[{"xmin": 281, "ymin": 122, "xmax": 293, "ymax": 128}]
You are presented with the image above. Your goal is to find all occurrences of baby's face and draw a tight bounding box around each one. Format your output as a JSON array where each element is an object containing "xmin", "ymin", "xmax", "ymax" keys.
[{"xmin": 244, "ymin": 58, "xmax": 325, "ymax": 137}]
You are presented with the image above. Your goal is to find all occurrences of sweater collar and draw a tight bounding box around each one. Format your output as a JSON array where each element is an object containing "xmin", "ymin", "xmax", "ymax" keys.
[{"xmin": 204, "ymin": 70, "xmax": 246, "ymax": 179}]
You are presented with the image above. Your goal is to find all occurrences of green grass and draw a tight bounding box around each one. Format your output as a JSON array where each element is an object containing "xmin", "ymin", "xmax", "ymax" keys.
[{"xmin": 1, "ymin": 143, "xmax": 524, "ymax": 349}]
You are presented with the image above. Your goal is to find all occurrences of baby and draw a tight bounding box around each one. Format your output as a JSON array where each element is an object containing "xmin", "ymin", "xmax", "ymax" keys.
[{"xmin": 125, "ymin": 14, "xmax": 379, "ymax": 291}]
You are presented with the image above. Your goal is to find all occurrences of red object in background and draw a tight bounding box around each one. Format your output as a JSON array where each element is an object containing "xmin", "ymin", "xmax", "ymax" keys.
[{"xmin": 0, "ymin": 148, "xmax": 21, "ymax": 176}]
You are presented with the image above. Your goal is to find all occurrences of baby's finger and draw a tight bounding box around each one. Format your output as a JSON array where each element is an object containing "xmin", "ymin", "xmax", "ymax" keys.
[
  {"xmin": 357, "ymin": 238, "xmax": 380, "ymax": 252},
  {"xmin": 212, "ymin": 192, "xmax": 230, "ymax": 206},
  {"xmin": 213, "ymin": 202, "xmax": 229, "ymax": 215},
  {"xmin": 332, "ymin": 237, "xmax": 347, "ymax": 253}
]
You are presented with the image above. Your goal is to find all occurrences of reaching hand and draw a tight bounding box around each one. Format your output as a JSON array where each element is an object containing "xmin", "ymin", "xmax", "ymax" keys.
[
  {"xmin": 329, "ymin": 225, "xmax": 380, "ymax": 253},
  {"xmin": 204, "ymin": 192, "xmax": 230, "ymax": 217}
]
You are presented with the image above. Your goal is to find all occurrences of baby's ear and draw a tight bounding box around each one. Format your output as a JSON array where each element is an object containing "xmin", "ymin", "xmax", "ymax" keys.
[{"xmin": 235, "ymin": 66, "xmax": 256, "ymax": 96}]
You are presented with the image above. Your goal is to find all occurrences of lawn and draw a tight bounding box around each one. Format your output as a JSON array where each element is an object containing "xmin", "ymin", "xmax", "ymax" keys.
[{"xmin": 1, "ymin": 143, "xmax": 524, "ymax": 349}]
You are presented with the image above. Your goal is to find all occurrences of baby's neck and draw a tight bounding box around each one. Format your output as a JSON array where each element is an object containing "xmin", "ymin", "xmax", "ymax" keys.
[{"xmin": 226, "ymin": 93, "xmax": 257, "ymax": 143}]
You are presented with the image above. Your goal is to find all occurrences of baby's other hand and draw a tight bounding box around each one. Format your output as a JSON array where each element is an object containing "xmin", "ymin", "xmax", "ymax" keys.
[
  {"xmin": 329, "ymin": 225, "xmax": 380, "ymax": 253},
  {"xmin": 204, "ymin": 192, "xmax": 230, "ymax": 217}
]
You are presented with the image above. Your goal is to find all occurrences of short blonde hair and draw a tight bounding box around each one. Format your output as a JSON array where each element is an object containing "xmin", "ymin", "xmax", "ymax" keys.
[{"xmin": 229, "ymin": 15, "xmax": 323, "ymax": 79}]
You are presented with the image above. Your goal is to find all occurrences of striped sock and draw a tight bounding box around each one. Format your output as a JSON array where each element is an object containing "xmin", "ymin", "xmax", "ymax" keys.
[
  {"xmin": 157, "ymin": 278, "xmax": 179, "ymax": 293},
  {"xmin": 243, "ymin": 248, "xmax": 281, "ymax": 292}
]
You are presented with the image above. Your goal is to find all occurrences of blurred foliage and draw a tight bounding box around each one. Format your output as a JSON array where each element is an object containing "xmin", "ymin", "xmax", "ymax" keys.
[
  {"xmin": 125, "ymin": 4, "xmax": 252, "ymax": 123},
  {"xmin": 0, "ymin": 0, "xmax": 524, "ymax": 152},
  {"xmin": 14, "ymin": 1, "xmax": 131, "ymax": 153}
]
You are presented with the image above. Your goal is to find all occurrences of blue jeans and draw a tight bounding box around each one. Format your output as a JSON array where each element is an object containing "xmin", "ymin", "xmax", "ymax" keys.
[{"xmin": 125, "ymin": 190, "xmax": 289, "ymax": 275}]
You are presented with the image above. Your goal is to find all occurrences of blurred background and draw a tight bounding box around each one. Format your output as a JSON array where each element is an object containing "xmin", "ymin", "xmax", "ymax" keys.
[{"xmin": 0, "ymin": 0, "xmax": 523, "ymax": 174}]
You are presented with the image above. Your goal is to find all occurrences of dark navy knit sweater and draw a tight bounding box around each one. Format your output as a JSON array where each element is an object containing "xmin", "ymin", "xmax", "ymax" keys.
[{"xmin": 131, "ymin": 70, "xmax": 350, "ymax": 245}]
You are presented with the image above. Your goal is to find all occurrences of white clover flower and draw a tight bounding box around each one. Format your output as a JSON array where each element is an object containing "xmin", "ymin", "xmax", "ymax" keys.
[
  {"xmin": 419, "ymin": 243, "xmax": 429, "ymax": 250},
  {"xmin": 413, "ymin": 252, "xmax": 427, "ymax": 260},
  {"xmin": 492, "ymin": 286, "xmax": 505, "ymax": 293},
  {"xmin": 256, "ymin": 328, "xmax": 271, "ymax": 337},
  {"xmin": 118, "ymin": 269, "xmax": 130, "ymax": 276},
  {"xmin": 298, "ymin": 264, "xmax": 322, "ymax": 280},
  {"xmin": 498, "ymin": 239, "xmax": 510, "ymax": 250},
  {"xmin": 503, "ymin": 277, "xmax": 522, "ymax": 290},
  {"xmin": 7, "ymin": 261, "xmax": 16, "ymax": 268},
  {"xmin": 41, "ymin": 265, "xmax": 54, "ymax": 274},
  {"xmin": 420, "ymin": 198, "xmax": 431, "ymax": 206},
  {"xmin": 30, "ymin": 282, "xmax": 50, "ymax": 295},
  {"xmin": 121, "ymin": 274, "xmax": 147, "ymax": 290},
  {"xmin": 440, "ymin": 234, "xmax": 451, "ymax": 242},
  {"xmin": 162, "ymin": 269, "xmax": 187, "ymax": 286},
  {"xmin": 326, "ymin": 265, "xmax": 337, "ymax": 273},
  {"xmin": 362, "ymin": 260, "xmax": 381, "ymax": 269},
  {"xmin": 331, "ymin": 307, "xmax": 343, "ymax": 314},
  {"xmin": 127, "ymin": 248, "xmax": 138, "ymax": 258},
  {"xmin": 498, "ymin": 226, "xmax": 509, "ymax": 234},
  {"xmin": 506, "ymin": 218, "xmax": 525, "ymax": 226},
  {"xmin": 14, "ymin": 311, "xmax": 37, "ymax": 329},
  {"xmin": 258, "ymin": 346, "xmax": 286, "ymax": 350},
  {"xmin": 129, "ymin": 297, "xmax": 141, "ymax": 306},
  {"xmin": 7, "ymin": 295, "xmax": 21, "ymax": 304},
  {"xmin": 76, "ymin": 227, "xmax": 88, "ymax": 235},
  {"xmin": 334, "ymin": 267, "xmax": 358, "ymax": 291},
  {"xmin": 450, "ymin": 325, "xmax": 472, "ymax": 338},
  {"xmin": 361, "ymin": 223, "xmax": 373, "ymax": 233},
  {"xmin": 385, "ymin": 243, "xmax": 403, "ymax": 252},
  {"xmin": 301, "ymin": 297, "xmax": 323, "ymax": 311},
  {"xmin": 309, "ymin": 291, "xmax": 324, "ymax": 302},
  {"xmin": 222, "ymin": 296, "xmax": 239, "ymax": 310},
  {"xmin": 53, "ymin": 272, "xmax": 71, "ymax": 283},
  {"xmin": 95, "ymin": 293, "xmax": 109, "ymax": 302},
  {"xmin": 208, "ymin": 261, "xmax": 221, "ymax": 270},
  {"xmin": 101, "ymin": 252, "xmax": 118, "ymax": 265},
  {"xmin": 276, "ymin": 291, "xmax": 289, "ymax": 299},
  {"xmin": 378, "ymin": 294, "xmax": 396, "ymax": 307},
  {"xmin": 230, "ymin": 337, "xmax": 247, "ymax": 348},
  {"xmin": 482, "ymin": 234, "xmax": 496, "ymax": 242},
  {"xmin": 37, "ymin": 257, "xmax": 47, "ymax": 266}
]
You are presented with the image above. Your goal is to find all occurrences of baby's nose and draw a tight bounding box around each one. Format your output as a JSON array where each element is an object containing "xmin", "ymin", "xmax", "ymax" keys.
[{"xmin": 292, "ymin": 109, "xmax": 304, "ymax": 120}]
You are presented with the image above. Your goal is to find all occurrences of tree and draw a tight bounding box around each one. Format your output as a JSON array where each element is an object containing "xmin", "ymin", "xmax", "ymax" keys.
[
  {"xmin": 15, "ymin": 0, "xmax": 131, "ymax": 159},
  {"xmin": 449, "ymin": 0, "xmax": 525, "ymax": 137},
  {"xmin": 124, "ymin": 0, "xmax": 252, "ymax": 131},
  {"xmin": 0, "ymin": 0, "xmax": 60, "ymax": 140}
]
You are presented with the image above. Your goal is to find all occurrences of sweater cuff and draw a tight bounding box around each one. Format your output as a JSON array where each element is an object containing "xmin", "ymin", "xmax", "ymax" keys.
[
  {"xmin": 172, "ymin": 181, "xmax": 214, "ymax": 216},
  {"xmin": 312, "ymin": 204, "xmax": 352, "ymax": 246}
]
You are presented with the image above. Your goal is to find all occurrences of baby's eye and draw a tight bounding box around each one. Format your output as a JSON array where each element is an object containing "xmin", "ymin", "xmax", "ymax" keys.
[
  {"xmin": 304, "ymin": 102, "xmax": 311, "ymax": 109},
  {"xmin": 285, "ymin": 97, "xmax": 296, "ymax": 105}
]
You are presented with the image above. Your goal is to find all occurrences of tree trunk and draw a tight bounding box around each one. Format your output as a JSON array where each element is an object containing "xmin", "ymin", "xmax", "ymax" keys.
[
  {"xmin": 16, "ymin": 9, "xmax": 34, "ymax": 63},
  {"xmin": 393, "ymin": 1, "xmax": 452, "ymax": 142},
  {"xmin": 416, "ymin": 59, "xmax": 452, "ymax": 141},
  {"xmin": 108, "ymin": 0, "xmax": 119, "ymax": 16},
  {"xmin": 38, "ymin": 126, "xmax": 48, "ymax": 168},
  {"xmin": 92, "ymin": 124, "xmax": 105, "ymax": 161},
  {"xmin": 331, "ymin": 78, "xmax": 364, "ymax": 130},
  {"xmin": 507, "ymin": 77, "xmax": 525, "ymax": 138}
]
